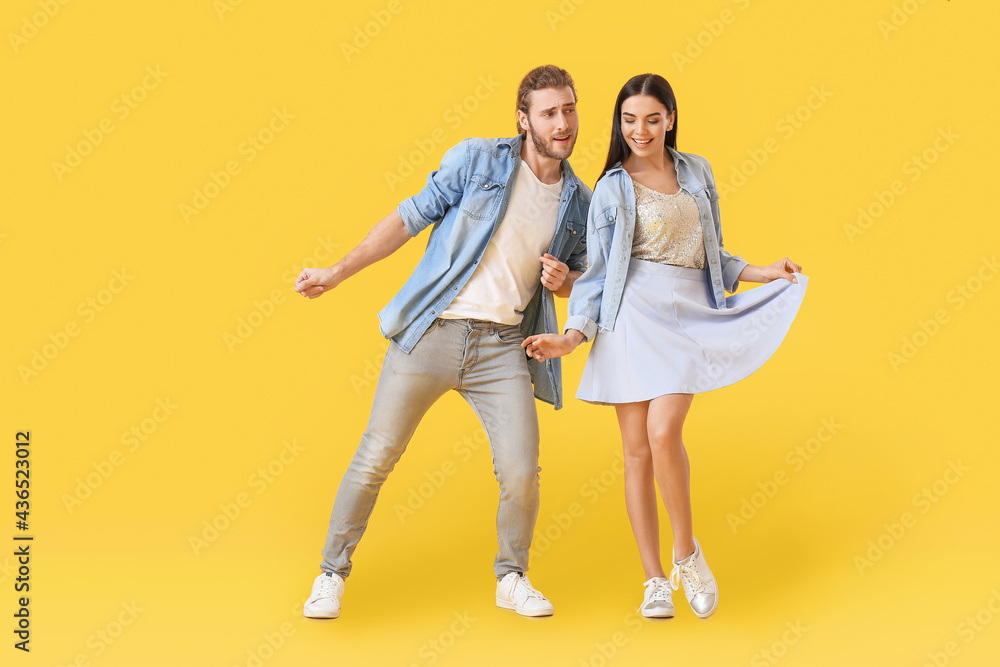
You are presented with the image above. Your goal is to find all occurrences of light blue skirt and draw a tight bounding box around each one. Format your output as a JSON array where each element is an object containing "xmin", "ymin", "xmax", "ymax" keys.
[{"xmin": 575, "ymin": 258, "xmax": 808, "ymax": 404}]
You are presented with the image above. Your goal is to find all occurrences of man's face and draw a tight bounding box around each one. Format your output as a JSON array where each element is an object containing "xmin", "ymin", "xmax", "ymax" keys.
[{"xmin": 520, "ymin": 86, "xmax": 578, "ymax": 160}]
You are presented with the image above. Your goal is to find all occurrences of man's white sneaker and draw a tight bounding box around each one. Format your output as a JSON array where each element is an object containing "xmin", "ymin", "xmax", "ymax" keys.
[
  {"xmin": 303, "ymin": 572, "xmax": 344, "ymax": 619},
  {"xmin": 670, "ymin": 537, "xmax": 718, "ymax": 618},
  {"xmin": 496, "ymin": 572, "xmax": 554, "ymax": 617},
  {"xmin": 638, "ymin": 576, "xmax": 675, "ymax": 618}
]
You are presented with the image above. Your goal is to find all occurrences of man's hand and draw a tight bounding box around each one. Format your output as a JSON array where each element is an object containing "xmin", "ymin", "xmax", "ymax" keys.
[
  {"xmin": 295, "ymin": 267, "xmax": 340, "ymax": 299},
  {"xmin": 540, "ymin": 253, "xmax": 570, "ymax": 292},
  {"xmin": 293, "ymin": 210, "xmax": 412, "ymax": 301}
]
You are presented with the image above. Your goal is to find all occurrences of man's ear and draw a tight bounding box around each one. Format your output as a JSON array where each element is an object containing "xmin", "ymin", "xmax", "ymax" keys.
[{"xmin": 517, "ymin": 110, "xmax": 529, "ymax": 133}]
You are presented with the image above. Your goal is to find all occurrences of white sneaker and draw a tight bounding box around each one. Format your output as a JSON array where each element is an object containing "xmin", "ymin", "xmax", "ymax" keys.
[
  {"xmin": 303, "ymin": 572, "xmax": 344, "ymax": 619},
  {"xmin": 638, "ymin": 577, "xmax": 675, "ymax": 618},
  {"xmin": 496, "ymin": 572, "xmax": 554, "ymax": 617},
  {"xmin": 670, "ymin": 537, "xmax": 718, "ymax": 618}
]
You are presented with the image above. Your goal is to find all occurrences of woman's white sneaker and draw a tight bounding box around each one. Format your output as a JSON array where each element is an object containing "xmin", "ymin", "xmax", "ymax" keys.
[
  {"xmin": 496, "ymin": 572, "xmax": 554, "ymax": 617},
  {"xmin": 303, "ymin": 572, "xmax": 344, "ymax": 619},
  {"xmin": 638, "ymin": 576, "xmax": 675, "ymax": 618},
  {"xmin": 670, "ymin": 537, "xmax": 719, "ymax": 618}
]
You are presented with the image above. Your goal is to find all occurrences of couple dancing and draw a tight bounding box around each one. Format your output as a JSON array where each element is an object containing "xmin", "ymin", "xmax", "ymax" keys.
[{"xmin": 293, "ymin": 65, "xmax": 807, "ymax": 620}]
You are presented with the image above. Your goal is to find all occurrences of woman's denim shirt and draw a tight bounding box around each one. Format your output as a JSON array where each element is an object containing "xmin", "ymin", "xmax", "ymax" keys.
[
  {"xmin": 379, "ymin": 135, "xmax": 592, "ymax": 409},
  {"xmin": 564, "ymin": 147, "xmax": 748, "ymax": 342}
]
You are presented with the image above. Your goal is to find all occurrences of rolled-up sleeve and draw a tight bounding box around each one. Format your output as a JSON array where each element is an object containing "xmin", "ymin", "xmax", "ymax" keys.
[{"xmin": 397, "ymin": 140, "xmax": 469, "ymax": 237}]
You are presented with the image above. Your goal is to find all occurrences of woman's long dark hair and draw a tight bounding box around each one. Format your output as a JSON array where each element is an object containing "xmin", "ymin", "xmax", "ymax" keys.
[{"xmin": 598, "ymin": 73, "xmax": 678, "ymax": 186}]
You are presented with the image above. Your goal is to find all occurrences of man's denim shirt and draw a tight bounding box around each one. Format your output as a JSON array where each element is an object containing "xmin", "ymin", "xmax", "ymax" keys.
[
  {"xmin": 564, "ymin": 147, "xmax": 749, "ymax": 342},
  {"xmin": 378, "ymin": 135, "xmax": 592, "ymax": 410}
]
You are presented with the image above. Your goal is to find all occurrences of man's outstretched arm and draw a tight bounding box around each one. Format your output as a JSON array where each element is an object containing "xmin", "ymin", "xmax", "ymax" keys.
[{"xmin": 294, "ymin": 209, "xmax": 412, "ymax": 299}]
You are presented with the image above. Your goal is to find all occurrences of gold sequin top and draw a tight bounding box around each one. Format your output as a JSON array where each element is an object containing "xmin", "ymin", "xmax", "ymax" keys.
[{"xmin": 630, "ymin": 181, "xmax": 706, "ymax": 269}]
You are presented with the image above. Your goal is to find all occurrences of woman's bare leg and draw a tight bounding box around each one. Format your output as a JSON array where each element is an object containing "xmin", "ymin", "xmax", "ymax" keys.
[
  {"xmin": 615, "ymin": 401, "xmax": 665, "ymax": 579},
  {"xmin": 646, "ymin": 393, "xmax": 695, "ymax": 561}
]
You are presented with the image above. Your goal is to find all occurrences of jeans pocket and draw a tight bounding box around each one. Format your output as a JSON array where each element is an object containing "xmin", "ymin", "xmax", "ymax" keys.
[
  {"xmin": 412, "ymin": 319, "xmax": 441, "ymax": 349},
  {"xmin": 493, "ymin": 325, "xmax": 523, "ymax": 344}
]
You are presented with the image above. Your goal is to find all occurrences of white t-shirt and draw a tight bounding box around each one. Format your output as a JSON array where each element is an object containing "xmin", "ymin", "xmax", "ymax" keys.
[{"xmin": 441, "ymin": 160, "xmax": 563, "ymax": 324}]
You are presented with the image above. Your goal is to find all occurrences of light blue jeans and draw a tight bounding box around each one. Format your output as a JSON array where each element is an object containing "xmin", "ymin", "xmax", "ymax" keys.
[{"xmin": 320, "ymin": 318, "xmax": 541, "ymax": 579}]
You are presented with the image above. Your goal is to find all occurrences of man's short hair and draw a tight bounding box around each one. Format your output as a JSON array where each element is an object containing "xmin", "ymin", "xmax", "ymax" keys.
[{"xmin": 516, "ymin": 65, "xmax": 578, "ymax": 135}]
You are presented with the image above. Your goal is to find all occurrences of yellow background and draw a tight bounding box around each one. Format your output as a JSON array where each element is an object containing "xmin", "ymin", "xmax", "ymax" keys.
[{"xmin": 3, "ymin": 0, "xmax": 998, "ymax": 665}]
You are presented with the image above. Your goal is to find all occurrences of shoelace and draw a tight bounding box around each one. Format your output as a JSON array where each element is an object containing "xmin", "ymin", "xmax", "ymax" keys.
[
  {"xmin": 315, "ymin": 574, "xmax": 342, "ymax": 600},
  {"xmin": 670, "ymin": 561, "xmax": 707, "ymax": 596},
  {"xmin": 648, "ymin": 579, "xmax": 672, "ymax": 602},
  {"xmin": 513, "ymin": 576, "xmax": 546, "ymax": 602},
  {"xmin": 637, "ymin": 578, "xmax": 672, "ymax": 612}
]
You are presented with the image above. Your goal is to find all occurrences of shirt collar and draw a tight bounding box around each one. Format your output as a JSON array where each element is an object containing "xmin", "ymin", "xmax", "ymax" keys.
[{"xmin": 501, "ymin": 134, "xmax": 580, "ymax": 194}]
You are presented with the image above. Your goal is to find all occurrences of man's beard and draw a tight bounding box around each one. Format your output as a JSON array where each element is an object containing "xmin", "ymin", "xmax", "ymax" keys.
[{"xmin": 526, "ymin": 118, "xmax": 576, "ymax": 160}]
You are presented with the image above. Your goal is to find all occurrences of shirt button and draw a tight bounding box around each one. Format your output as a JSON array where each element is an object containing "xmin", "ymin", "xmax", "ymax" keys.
[
  {"xmin": 711, "ymin": 258, "xmax": 717, "ymax": 264},
  {"xmin": 714, "ymin": 281, "xmax": 720, "ymax": 285}
]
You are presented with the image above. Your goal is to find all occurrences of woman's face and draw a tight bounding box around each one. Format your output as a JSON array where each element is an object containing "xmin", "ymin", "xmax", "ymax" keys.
[{"xmin": 620, "ymin": 94, "xmax": 675, "ymax": 158}]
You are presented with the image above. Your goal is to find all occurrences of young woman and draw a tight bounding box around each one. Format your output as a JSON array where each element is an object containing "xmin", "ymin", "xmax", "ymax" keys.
[{"xmin": 521, "ymin": 74, "xmax": 808, "ymax": 618}]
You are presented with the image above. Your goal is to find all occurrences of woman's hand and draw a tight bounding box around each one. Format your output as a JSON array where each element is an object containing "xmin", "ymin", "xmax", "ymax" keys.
[
  {"xmin": 521, "ymin": 330, "xmax": 585, "ymax": 361},
  {"xmin": 738, "ymin": 257, "xmax": 802, "ymax": 284}
]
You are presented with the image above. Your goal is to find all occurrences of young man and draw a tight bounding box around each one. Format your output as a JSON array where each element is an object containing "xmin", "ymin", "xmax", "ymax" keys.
[{"xmin": 294, "ymin": 65, "xmax": 591, "ymax": 619}]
